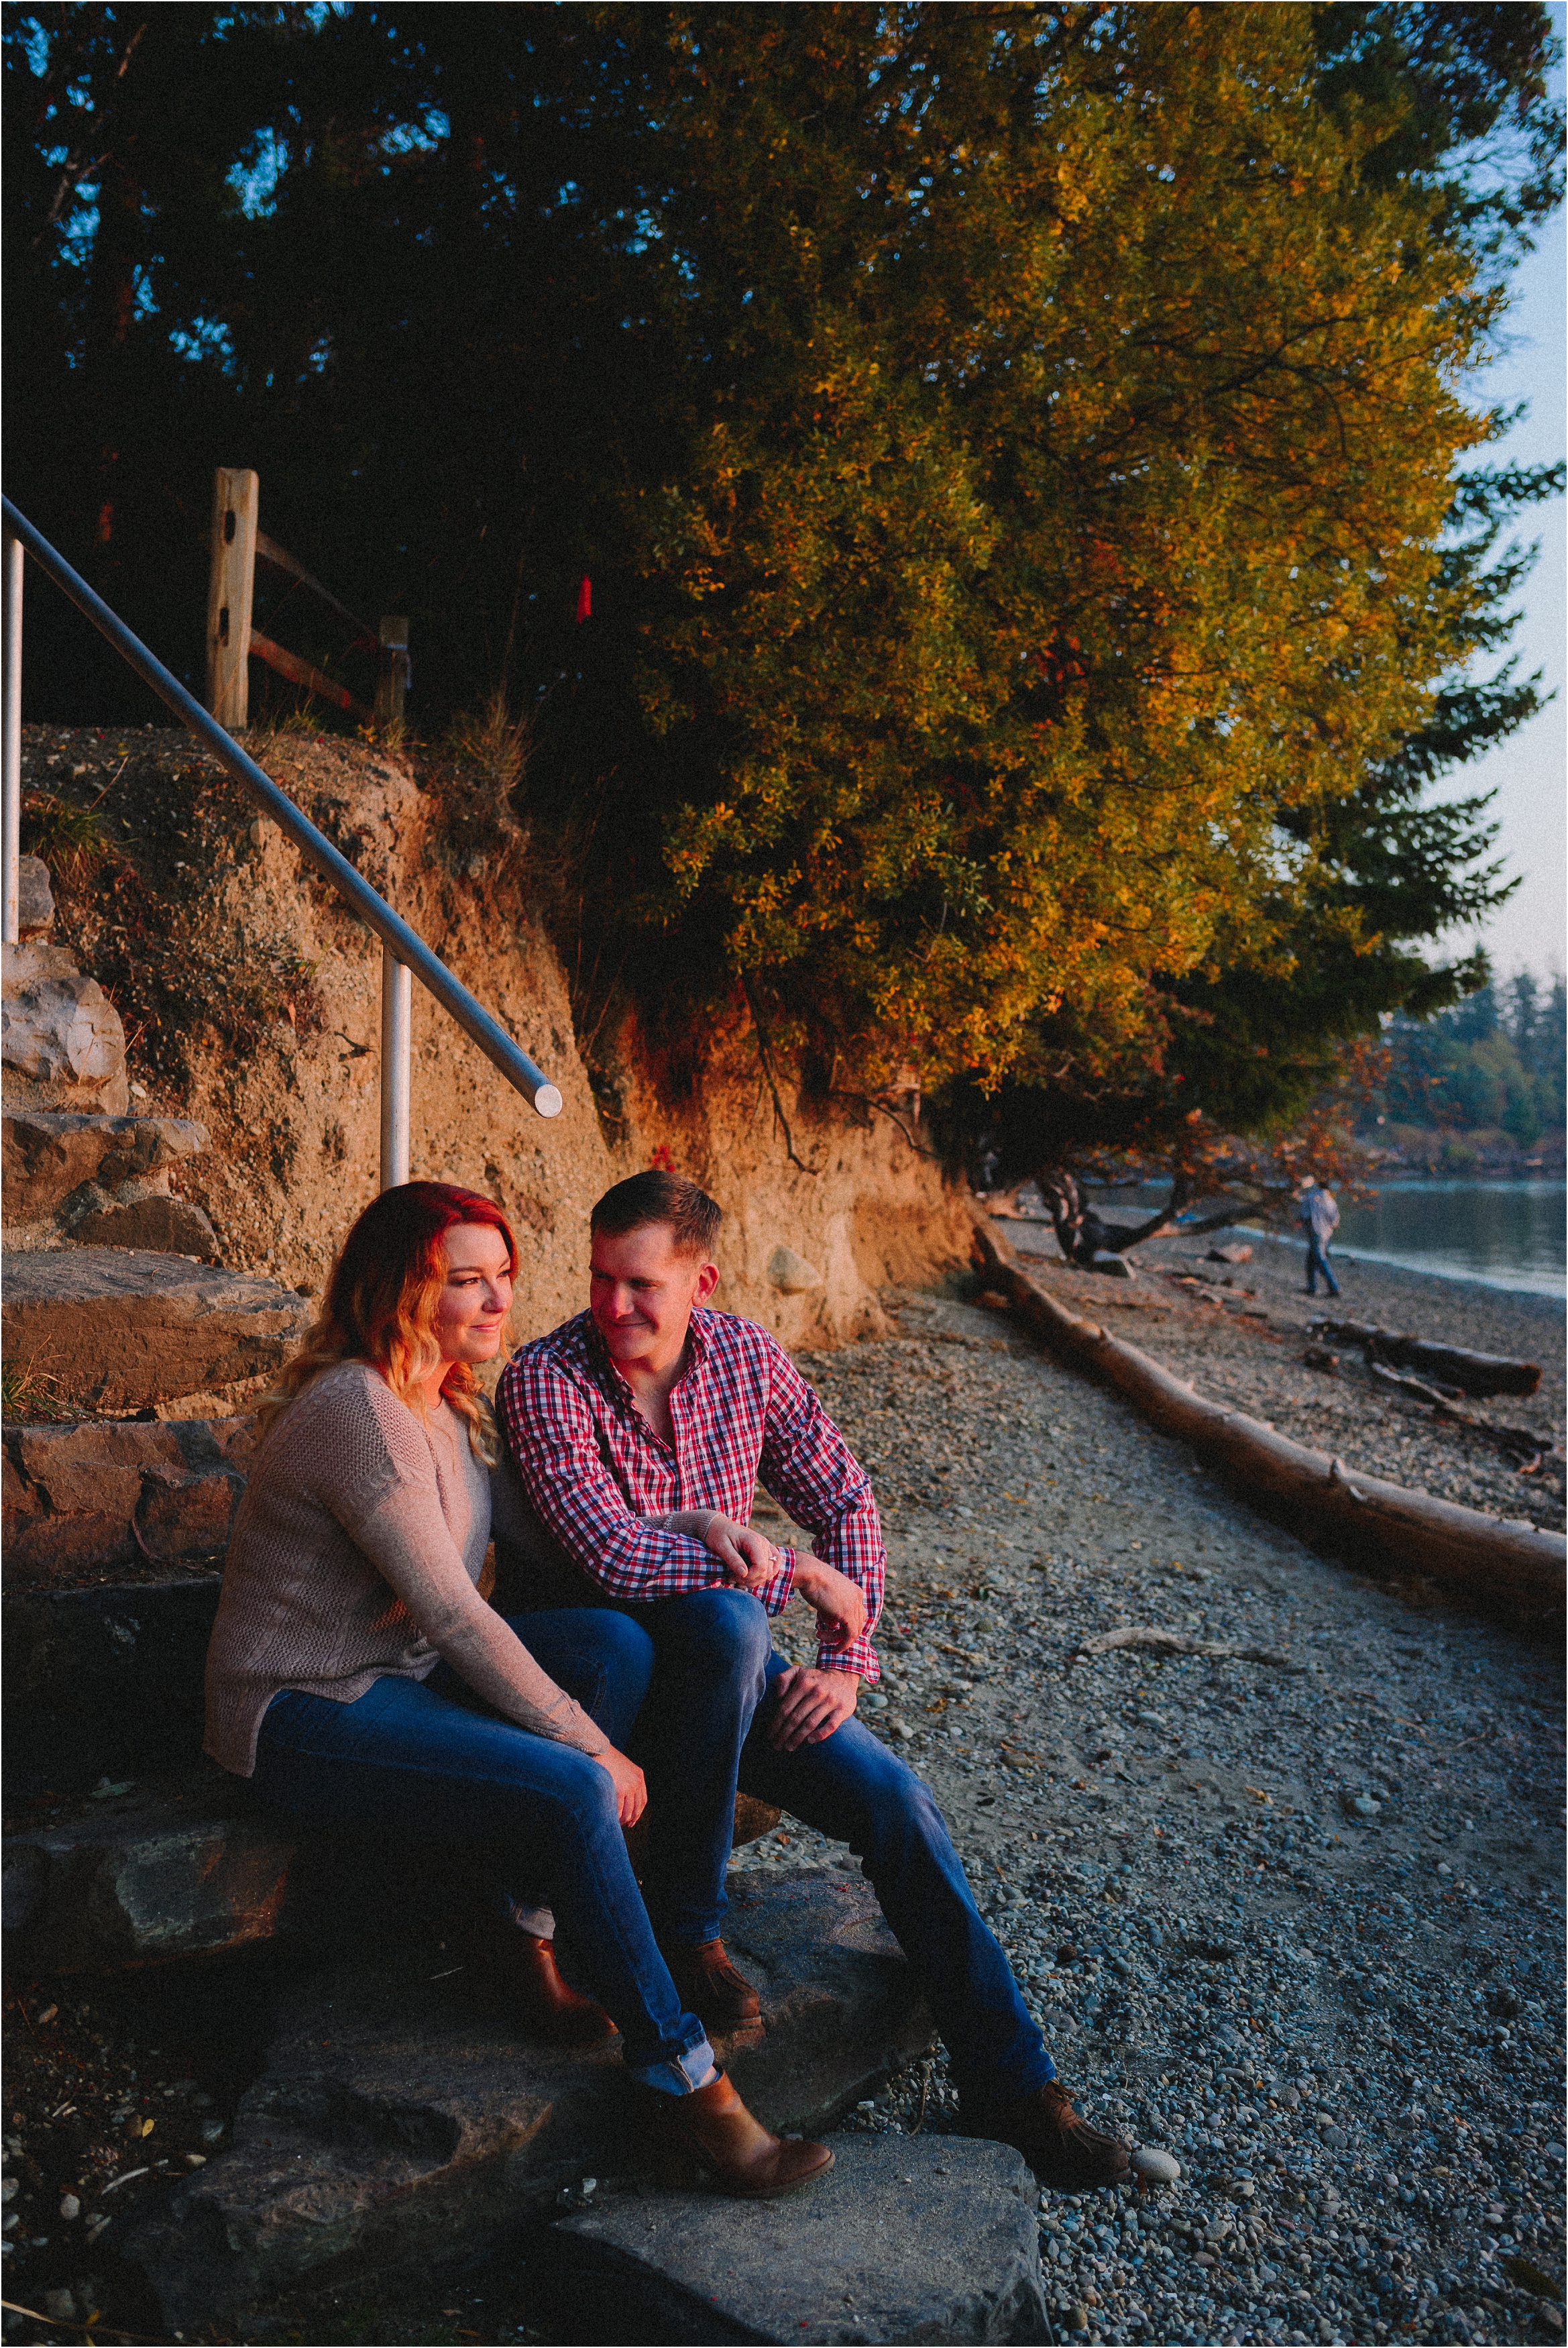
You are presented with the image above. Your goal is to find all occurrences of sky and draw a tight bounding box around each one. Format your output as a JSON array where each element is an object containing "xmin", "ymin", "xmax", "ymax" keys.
[{"xmin": 1447, "ymin": 9, "xmax": 1567, "ymax": 985}]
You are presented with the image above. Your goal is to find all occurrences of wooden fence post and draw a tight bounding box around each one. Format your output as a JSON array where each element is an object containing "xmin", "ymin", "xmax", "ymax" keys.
[
  {"xmin": 376, "ymin": 616, "xmax": 408, "ymax": 729},
  {"xmin": 205, "ymin": 468, "xmax": 259, "ymax": 729}
]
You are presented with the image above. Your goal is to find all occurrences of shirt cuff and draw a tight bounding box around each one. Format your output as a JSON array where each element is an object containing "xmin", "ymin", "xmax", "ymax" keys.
[
  {"xmin": 816, "ymin": 1634, "xmax": 878, "ymax": 1681},
  {"xmin": 757, "ymin": 1547, "xmax": 797, "ymax": 1615}
]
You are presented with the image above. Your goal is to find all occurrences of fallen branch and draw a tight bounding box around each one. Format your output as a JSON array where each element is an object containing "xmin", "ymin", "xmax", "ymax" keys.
[
  {"xmin": 1073, "ymin": 1627, "xmax": 1306, "ymax": 1670},
  {"xmin": 1312, "ymin": 1318, "xmax": 1542, "ymax": 1399},
  {"xmin": 972, "ymin": 1214, "xmax": 1564, "ymax": 1629}
]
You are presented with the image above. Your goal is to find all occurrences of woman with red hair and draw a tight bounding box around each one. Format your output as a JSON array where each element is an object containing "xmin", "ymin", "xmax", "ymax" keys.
[{"xmin": 204, "ymin": 1181, "xmax": 829, "ymax": 2199}]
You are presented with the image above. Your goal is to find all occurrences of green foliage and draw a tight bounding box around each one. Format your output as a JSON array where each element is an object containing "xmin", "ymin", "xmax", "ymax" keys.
[
  {"xmin": 1383, "ymin": 974, "xmax": 1566, "ymax": 1142},
  {"xmin": 3, "ymin": 3, "xmax": 1561, "ymax": 1137}
]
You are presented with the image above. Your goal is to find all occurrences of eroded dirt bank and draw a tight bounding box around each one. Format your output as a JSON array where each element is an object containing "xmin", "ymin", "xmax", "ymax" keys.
[{"xmin": 19, "ymin": 723, "xmax": 970, "ymax": 1344}]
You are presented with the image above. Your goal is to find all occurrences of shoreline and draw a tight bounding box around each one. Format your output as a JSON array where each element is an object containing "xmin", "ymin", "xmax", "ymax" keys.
[
  {"xmin": 999, "ymin": 1217, "xmax": 1565, "ymax": 1536},
  {"xmin": 1215, "ymin": 1222, "xmax": 1565, "ymax": 1307}
]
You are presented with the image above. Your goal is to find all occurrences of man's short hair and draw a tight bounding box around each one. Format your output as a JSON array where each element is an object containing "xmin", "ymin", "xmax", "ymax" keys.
[{"xmin": 590, "ymin": 1171, "xmax": 722, "ymax": 1259}]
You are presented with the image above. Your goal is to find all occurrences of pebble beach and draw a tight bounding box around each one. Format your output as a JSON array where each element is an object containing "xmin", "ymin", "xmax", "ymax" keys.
[{"xmin": 745, "ymin": 1235, "xmax": 1565, "ymax": 2348}]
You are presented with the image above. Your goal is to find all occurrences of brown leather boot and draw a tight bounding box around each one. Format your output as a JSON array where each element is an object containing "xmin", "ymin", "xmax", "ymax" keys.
[
  {"xmin": 661, "ymin": 1938, "xmax": 761, "ymax": 2027},
  {"xmin": 964, "ymin": 2078, "xmax": 1130, "ymax": 2190},
  {"xmin": 467, "ymin": 1918, "xmax": 617, "ymax": 2047},
  {"xmin": 643, "ymin": 2069, "xmax": 833, "ymax": 2198}
]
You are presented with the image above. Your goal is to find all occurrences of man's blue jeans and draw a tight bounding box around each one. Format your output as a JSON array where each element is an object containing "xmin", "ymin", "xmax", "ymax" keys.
[
  {"xmin": 252, "ymin": 1608, "xmax": 714, "ymax": 2094},
  {"xmin": 1305, "ymin": 1234, "xmax": 1340, "ymax": 1296},
  {"xmin": 631, "ymin": 1599, "xmax": 1055, "ymax": 2108}
]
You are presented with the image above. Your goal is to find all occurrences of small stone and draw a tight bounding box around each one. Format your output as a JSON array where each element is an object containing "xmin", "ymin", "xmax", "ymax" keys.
[
  {"xmin": 42, "ymin": 2290, "xmax": 76, "ymax": 2323},
  {"xmin": 199, "ymin": 2118, "xmax": 225, "ymax": 2145},
  {"xmin": 1129, "ymin": 2147, "xmax": 1181, "ymax": 2184},
  {"xmin": 59, "ymin": 2193, "xmax": 80, "ymax": 2221}
]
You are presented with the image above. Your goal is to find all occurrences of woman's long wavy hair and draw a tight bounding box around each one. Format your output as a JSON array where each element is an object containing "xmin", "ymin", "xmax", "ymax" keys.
[{"xmin": 258, "ymin": 1183, "xmax": 518, "ymax": 1462}]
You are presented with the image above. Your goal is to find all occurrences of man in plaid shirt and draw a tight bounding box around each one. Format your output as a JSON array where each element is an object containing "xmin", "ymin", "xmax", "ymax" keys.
[{"xmin": 496, "ymin": 1171, "xmax": 1135, "ymax": 2191}]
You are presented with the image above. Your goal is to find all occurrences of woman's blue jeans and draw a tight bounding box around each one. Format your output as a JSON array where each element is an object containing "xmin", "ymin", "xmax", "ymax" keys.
[{"xmin": 253, "ymin": 1608, "xmax": 714, "ymax": 2094}]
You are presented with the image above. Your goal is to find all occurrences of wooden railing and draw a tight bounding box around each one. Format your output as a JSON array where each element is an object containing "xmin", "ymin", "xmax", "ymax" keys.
[
  {"xmin": 1, "ymin": 497, "xmax": 561, "ymax": 1188},
  {"xmin": 206, "ymin": 466, "xmax": 408, "ymax": 731}
]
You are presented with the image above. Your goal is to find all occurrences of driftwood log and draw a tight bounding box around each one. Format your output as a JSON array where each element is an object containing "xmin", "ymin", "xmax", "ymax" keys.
[
  {"xmin": 1365, "ymin": 1361, "xmax": 1550, "ymax": 1464},
  {"xmin": 1311, "ymin": 1318, "xmax": 1542, "ymax": 1399},
  {"xmin": 972, "ymin": 1216, "xmax": 1564, "ymax": 1628}
]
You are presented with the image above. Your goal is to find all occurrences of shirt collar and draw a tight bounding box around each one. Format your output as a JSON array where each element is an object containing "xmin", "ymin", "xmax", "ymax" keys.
[{"xmin": 579, "ymin": 1306, "xmax": 712, "ymax": 1409}]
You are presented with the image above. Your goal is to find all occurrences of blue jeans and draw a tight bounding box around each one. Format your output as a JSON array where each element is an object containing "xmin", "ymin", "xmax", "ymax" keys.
[
  {"xmin": 1305, "ymin": 1234, "xmax": 1340, "ymax": 1296},
  {"xmin": 253, "ymin": 1608, "xmax": 714, "ymax": 2095},
  {"xmin": 614, "ymin": 1593, "xmax": 1054, "ymax": 2106},
  {"xmin": 616, "ymin": 1585, "xmax": 773, "ymax": 1948}
]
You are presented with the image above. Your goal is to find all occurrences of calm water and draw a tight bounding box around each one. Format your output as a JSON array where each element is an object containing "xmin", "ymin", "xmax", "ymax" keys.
[
  {"xmin": 1310, "ymin": 1179, "xmax": 1565, "ymax": 1298},
  {"xmin": 1084, "ymin": 1178, "xmax": 1565, "ymax": 1297}
]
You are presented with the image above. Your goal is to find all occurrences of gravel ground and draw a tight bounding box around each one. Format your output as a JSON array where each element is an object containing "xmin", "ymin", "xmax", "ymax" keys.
[
  {"xmin": 743, "ymin": 1265, "xmax": 1565, "ymax": 2348},
  {"xmin": 3, "ymin": 1257, "xmax": 1561, "ymax": 2347}
]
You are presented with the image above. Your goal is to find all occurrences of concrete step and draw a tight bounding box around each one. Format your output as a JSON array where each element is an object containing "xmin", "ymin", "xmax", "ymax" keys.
[
  {"xmin": 114, "ymin": 1866, "xmax": 935, "ymax": 2337},
  {"xmin": 2, "ymin": 1413, "xmax": 256, "ymax": 1591},
  {"xmin": 1, "ymin": 1248, "xmax": 309, "ymax": 1416},
  {"xmin": 550, "ymin": 2135, "xmax": 1048, "ymax": 2344},
  {"xmin": 3, "ymin": 1108, "xmax": 215, "ymax": 1256},
  {"xmin": 2, "ymin": 941, "xmax": 128, "ymax": 1116}
]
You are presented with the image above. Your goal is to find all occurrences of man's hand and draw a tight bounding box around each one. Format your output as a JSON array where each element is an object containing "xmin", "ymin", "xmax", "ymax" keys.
[
  {"xmin": 767, "ymin": 1664, "xmax": 860, "ymax": 1752},
  {"xmin": 592, "ymin": 1744, "xmax": 648, "ymax": 1827},
  {"xmin": 695, "ymin": 1513, "xmax": 787, "ymax": 1593},
  {"xmin": 792, "ymin": 1556, "xmax": 868, "ymax": 1651}
]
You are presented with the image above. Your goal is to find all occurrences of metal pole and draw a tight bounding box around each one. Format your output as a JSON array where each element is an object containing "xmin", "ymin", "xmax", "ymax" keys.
[
  {"xmin": 2, "ymin": 529, "xmax": 22, "ymax": 947},
  {"xmin": 380, "ymin": 947, "xmax": 412, "ymax": 1191},
  {"xmin": 0, "ymin": 496, "xmax": 563, "ymax": 1117}
]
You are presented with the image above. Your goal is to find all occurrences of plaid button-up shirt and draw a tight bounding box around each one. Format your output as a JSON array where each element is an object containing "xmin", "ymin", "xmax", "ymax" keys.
[{"xmin": 497, "ymin": 1308, "xmax": 883, "ymax": 1681}]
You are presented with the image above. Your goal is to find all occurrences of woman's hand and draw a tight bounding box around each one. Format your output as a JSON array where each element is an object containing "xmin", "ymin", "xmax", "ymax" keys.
[
  {"xmin": 696, "ymin": 1513, "xmax": 787, "ymax": 1593},
  {"xmin": 593, "ymin": 1744, "xmax": 648, "ymax": 1827},
  {"xmin": 792, "ymin": 1557, "xmax": 869, "ymax": 1650}
]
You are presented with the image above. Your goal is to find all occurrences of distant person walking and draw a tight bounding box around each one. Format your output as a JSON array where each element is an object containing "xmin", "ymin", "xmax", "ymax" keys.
[{"xmin": 1298, "ymin": 1177, "xmax": 1341, "ymax": 1297}]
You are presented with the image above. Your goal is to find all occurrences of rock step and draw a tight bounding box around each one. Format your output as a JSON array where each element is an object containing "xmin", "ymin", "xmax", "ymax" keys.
[
  {"xmin": 115, "ymin": 1868, "xmax": 936, "ymax": 2337},
  {"xmin": 4, "ymin": 1762, "xmax": 784, "ymax": 1972},
  {"xmin": 1, "ymin": 1248, "xmax": 309, "ymax": 1416},
  {"xmin": 4, "ymin": 1577, "xmax": 225, "ymax": 1795},
  {"xmin": 550, "ymin": 2135, "xmax": 1048, "ymax": 2345},
  {"xmin": 3, "ymin": 1108, "xmax": 215, "ymax": 1256},
  {"xmin": 3, "ymin": 1413, "xmax": 256, "ymax": 1591}
]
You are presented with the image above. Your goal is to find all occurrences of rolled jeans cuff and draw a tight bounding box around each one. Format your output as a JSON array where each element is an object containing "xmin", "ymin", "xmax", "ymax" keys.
[
  {"xmin": 494, "ymin": 1896, "xmax": 556, "ymax": 1940},
  {"xmin": 628, "ymin": 2035, "xmax": 718, "ymax": 2097}
]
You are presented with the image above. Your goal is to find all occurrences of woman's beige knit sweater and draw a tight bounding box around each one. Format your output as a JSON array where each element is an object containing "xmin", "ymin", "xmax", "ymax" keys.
[{"xmin": 204, "ymin": 1362, "xmax": 610, "ymax": 1776}]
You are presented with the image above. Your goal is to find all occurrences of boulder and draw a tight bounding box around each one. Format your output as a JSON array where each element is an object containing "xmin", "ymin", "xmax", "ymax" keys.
[
  {"xmin": 2, "ymin": 944, "xmax": 128, "ymax": 1115},
  {"xmin": 3, "ymin": 1752, "xmax": 786, "ymax": 1970},
  {"xmin": 3, "ymin": 1108, "xmax": 209, "ymax": 1226},
  {"xmin": 0, "ymin": 1248, "xmax": 308, "ymax": 1414},
  {"xmin": 1, "ymin": 1413, "xmax": 257, "ymax": 1587},
  {"xmin": 3, "ymin": 1766, "xmax": 296, "ymax": 1971},
  {"xmin": 548, "ymin": 2135, "xmax": 1048, "ymax": 2345},
  {"xmin": 17, "ymin": 854, "xmax": 54, "ymax": 939},
  {"xmin": 116, "ymin": 1867, "xmax": 934, "ymax": 2335},
  {"xmin": 1206, "ymin": 1244, "xmax": 1253, "ymax": 1266},
  {"xmin": 769, "ymin": 1245, "xmax": 825, "ymax": 1295}
]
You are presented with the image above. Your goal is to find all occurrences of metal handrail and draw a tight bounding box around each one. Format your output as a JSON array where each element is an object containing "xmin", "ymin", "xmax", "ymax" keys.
[{"xmin": 0, "ymin": 497, "xmax": 561, "ymax": 1194}]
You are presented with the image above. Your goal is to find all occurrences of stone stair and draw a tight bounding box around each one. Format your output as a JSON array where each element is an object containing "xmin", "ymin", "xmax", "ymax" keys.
[{"xmin": 1, "ymin": 851, "xmax": 313, "ymax": 1961}]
